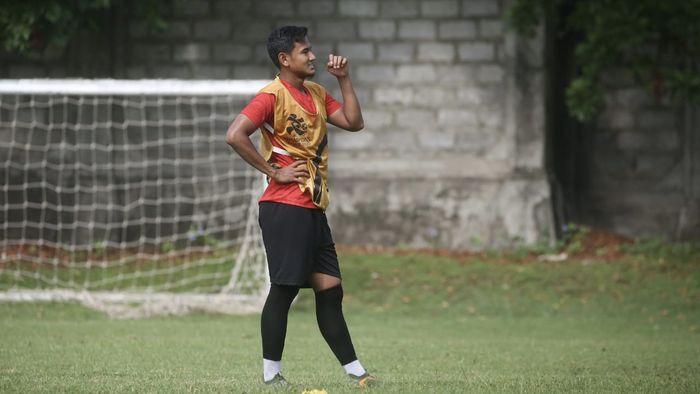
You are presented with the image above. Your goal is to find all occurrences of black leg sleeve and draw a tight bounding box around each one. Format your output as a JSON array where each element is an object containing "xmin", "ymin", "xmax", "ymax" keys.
[
  {"xmin": 315, "ymin": 284, "xmax": 358, "ymax": 365},
  {"xmin": 261, "ymin": 284, "xmax": 300, "ymax": 361}
]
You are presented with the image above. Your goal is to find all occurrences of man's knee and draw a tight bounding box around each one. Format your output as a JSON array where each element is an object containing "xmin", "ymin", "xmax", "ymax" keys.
[
  {"xmin": 314, "ymin": 283, "xmax": 344, "ymax": 305},
  {"xmin": 310, "ymin": 273, "xmax": 341, "ymax": 292}
]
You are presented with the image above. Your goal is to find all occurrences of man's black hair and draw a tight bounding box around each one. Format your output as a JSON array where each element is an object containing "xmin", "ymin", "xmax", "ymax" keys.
[{"xmin": 267, "ymin": 26, "xmax": 309, "ymax": 69}]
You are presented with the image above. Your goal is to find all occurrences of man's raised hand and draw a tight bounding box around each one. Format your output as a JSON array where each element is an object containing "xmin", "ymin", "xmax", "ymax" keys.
[{"xmin": 327, "ymin": 54, "xmax": 349, "ymax": 78}]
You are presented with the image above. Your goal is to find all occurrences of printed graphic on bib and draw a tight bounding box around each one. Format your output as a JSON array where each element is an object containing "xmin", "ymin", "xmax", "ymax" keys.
[
  {"xmin": 286, "ymin": 114, "xmax": 308, "ymax": 135},
  {"xmin": 285, "ymin": 114, "xmax": 312, "ymax": 147}
]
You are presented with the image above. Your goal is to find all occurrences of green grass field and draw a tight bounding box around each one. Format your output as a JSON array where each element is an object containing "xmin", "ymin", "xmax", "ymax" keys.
[{"xmin": 1, "ymin": 248, "xmax": 699, "ymax": 393}]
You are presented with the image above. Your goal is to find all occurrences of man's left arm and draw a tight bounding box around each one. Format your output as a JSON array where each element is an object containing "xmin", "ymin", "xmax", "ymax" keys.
[{"xmin": 326, "ymin": 54, "xmax": 364, "ymax": 132}]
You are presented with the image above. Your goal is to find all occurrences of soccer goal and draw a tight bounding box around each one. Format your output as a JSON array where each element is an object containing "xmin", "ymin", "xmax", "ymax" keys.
[{"xmin": 0, "ymin": 79, "xmax": 270, "ymax": 318}]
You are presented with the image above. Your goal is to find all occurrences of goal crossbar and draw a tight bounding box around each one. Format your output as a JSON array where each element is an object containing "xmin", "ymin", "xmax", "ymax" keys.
[{"xmin": 0, "ymin": 78, "xmax": 269, "ymax": 96}]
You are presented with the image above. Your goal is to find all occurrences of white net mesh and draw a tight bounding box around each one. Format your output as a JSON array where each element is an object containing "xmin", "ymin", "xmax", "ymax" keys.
[{"xmin": 0, "ymin": 79, "xmax": 269, "ymax": 318}]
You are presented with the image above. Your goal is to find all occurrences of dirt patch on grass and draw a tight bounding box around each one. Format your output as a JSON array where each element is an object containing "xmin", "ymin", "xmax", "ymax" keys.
[
  {"xmin": 337, "ymin": 229, "xmax": 635, "ymax": 263},
  {"xmin": 566, "ymin": 230, "xmax": 633, "ymax": 261},
  {"xmin": 0, "ymin": 229, "xmax": 643, "ymax": 266}
]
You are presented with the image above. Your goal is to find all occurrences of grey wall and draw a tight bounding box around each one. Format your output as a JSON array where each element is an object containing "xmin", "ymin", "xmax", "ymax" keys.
[
  {"xmin": 579, "ymin": 75, "xmax": 700, "ymax": 240},
  {"xmin": 1, "ymin": 0, "xmax": 554, "ymax": 249}
]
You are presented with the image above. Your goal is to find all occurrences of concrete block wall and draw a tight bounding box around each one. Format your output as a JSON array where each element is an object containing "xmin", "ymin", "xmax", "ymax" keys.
[
  {"xmin": 0, "ymin": 0, "xmax": 552, "ymax": 249},
  {"xmin": 582, "ymin": 73, "xmax": 700, "ymax": 239}
]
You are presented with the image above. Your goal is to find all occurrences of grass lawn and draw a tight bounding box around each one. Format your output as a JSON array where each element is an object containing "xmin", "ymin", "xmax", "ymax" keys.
[{"xmin": 1, "ymin": 249, "xmax": 699, "ymax": 393}]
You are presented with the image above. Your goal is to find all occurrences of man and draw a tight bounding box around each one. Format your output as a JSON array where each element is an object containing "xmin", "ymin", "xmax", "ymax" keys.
[{"xmin": 225, "ymin": 26, "xmax": 375, "ymax": 388}]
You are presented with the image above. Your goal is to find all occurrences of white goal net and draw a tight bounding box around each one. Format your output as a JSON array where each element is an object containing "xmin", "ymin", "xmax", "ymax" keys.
[{"xmin": 0, "ymin": 79, "xmax": 270, "ymax": 318}]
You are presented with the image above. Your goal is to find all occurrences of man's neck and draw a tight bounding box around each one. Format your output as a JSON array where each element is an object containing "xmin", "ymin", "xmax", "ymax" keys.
[{"xmin": 278, "ymin": 71, "xmax": 305, "ymax": 92}]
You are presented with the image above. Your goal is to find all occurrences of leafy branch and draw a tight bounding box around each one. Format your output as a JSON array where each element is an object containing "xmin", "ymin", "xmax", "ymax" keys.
[
  {"xmin": 0, "ymin": 0, "xmax": 166, "ymax": 53},
  {"xmin": 506, "ymin": 0, "xmax": 700, "ymax": 121}
]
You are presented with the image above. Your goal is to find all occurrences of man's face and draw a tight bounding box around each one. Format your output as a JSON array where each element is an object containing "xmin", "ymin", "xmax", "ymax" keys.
[{"xmin": 283, "ymin": 37, "xmax": 316, "ymax": 78}]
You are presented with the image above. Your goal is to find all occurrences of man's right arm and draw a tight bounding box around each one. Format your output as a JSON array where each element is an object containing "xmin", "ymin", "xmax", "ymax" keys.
[{"xmin": 225, "ymin": 114, "xmax": 308, "ymax": 184}]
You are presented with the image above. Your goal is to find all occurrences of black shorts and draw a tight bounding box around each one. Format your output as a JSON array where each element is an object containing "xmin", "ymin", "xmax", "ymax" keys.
[{"xmin": 258, "ymin": 201, "xmax": 341, "ymax": 287}]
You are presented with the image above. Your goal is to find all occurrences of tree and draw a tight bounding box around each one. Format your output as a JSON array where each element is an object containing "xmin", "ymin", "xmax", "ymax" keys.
[
  {"xmin": 0, "ymin": 0, "xmax": 166, "ymax": 53},
  {"xmin": 507, "ymin": 0, "xmax": 700, "ymax": 120}
]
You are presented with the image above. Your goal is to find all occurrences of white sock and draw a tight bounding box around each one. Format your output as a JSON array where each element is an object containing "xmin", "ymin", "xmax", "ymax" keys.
[
  {"xmin": 342, "ymin": 359, "xmax": 366, "ymax": 377},
  {"xmin": 263, "ymin": 359, "xmax": 281, "ymax": 381}
]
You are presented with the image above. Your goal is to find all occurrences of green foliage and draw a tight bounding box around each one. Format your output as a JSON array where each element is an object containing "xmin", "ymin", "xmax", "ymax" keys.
[
  {"xmin": 92, "ymin": 240, "xmax": 106, "ymax": 258},
  {"xmin": 1, "ymin": 0, "xmax": 109, "ymax": 52},
  {"xmin": 0, "ymin": 0, "xmax": 166, "ymax": 53},
  {"xmin": 159, "ymin": 240, "xmax": 174, "ymax": 254},
  {"xmin": 188, "ymin": 224, "xmax": 223, "ymax": 248},
  {"xmin": 511, "ymin": 222, "xmax": 591, "ymax": 256},
  {"xmin": 623, "ymin": 237, "xmax": 700, "ymax": 264},
  {"xmin": 560, "ymin": 222, "xmax": 589, "ymax": 254},
  {"xmin": 506, "ymin": 0, "xmax": 700, "ymax": 121},
  {"xmin": 565, "ymin": 77, "xmax": 606, "ymax": 122},
  {"xmin": 505, "ymin": 0, "xmax": 557, "ymax": 37}
]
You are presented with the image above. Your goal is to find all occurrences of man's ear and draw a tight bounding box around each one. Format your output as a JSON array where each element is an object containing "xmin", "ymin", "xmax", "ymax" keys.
[{"xmin": 278, "ymin": 52, "xmax": 289, "ymax": 68}]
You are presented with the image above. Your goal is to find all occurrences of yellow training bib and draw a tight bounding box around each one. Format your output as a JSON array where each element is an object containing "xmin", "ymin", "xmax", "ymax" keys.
[{"xmin": 258, "ymin": 77, "xmax": 330, "ymax": 210}]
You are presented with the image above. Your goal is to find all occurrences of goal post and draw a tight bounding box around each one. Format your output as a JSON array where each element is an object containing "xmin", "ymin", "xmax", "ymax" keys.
[{"xmin": 0, "ymin": 79, "xmax": 270, "ymax": 318}]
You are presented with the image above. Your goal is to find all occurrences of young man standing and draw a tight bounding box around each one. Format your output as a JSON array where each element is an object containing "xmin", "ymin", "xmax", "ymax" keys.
[{"xmin": 225, "ymin": 26, "xmax": 375, "ymax": 388}]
